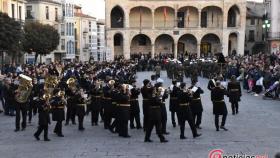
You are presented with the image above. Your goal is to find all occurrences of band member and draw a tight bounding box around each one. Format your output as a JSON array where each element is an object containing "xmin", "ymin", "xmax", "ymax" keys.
[
  {"xmin": 227, "ymin": 75, "xmax": 242, "ymax": 115},
  {"xmin": 211, "ymin": 80, "xmax": 228, "ymax": 131},
  {"xmin": 103, "ymin": 80, "xmax": 114, "ymax": 129},
  {"xmin": 65, "ymin": 78, "xmax": 77, "ymax": 125},
  {"xmin": 129, "ymin": 80, "xmax": 142, "ymax": 129},
  {"xmin": 117, "ymin": 84, "xmax": 131, "ymax": 138},
  {"xmin": 157, "ymin": 82, "xmax": 169, "ymax": 135},
  {"xmin": 76, "ymin": 88, "xmax": 86, "ymax": 131},
  {"xmin": 89, "ymin": 79, "xmax": 103, "ymax": 126},
  {"xmin": 51, "ymin": 89, "xmax": 66, "ymax": 137},
  {"xmin": 207, "ymin": 74, "xmax": 217, "ymax": 91},
  {"xmin": 189, "ymin": 79, "xmax": 204, "ymax": 129},
  {"xmin": 177, "ymin": 83, "xmax": 201, "ymax": 139},
  {"xmin": 109, "ymin": 82, "xmax": 120, "ymax": 133},
  {"xmin": 28, "ymin": 78, "xmax": 41, "ymax": 123},
  {"xmin": 144, "ymin": 84, "xmax": 168, "ymax": 143},
  {"xmin": 141, "ymin": 79, "xmax": 153, "ymax": 131},
  {"xmin": 34, "ymin": 93, "xmax": 51, "ymax": 141},
  {"xmin": 169, "ymin": 80, "xmax": 179, "ymax": 127}
]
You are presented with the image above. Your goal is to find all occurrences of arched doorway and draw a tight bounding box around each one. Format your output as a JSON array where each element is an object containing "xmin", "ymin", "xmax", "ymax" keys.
[
  {"xmin": 111, "ymin": 6, "xmax": 125, "ymax": 28},
  {"xmin": 227, "ymin": 5, "xmax": 240, "ymax": 27},
  {"xmin": 154, "ymin": 6, "xmax": 175, "ymax": 28},
  {"xmin": 130, "ymin": 34, "xmax": 152, "ymax": 58},
  {"xmin": 177, "ymin": 34, "xmax": 197, "ymax": 57},
  {"xmin": 177, "ymin": 6, "xmax": 199, "ymax": 28},
  {"xmin": 114, "ymin": 33, "xmax": 124, "ymax": 58},
  {"xmin": 129, "ymin": 6, "xmax": 152, "ymax": 28},
  {"xmin": 228, "ymin": 33, "xmax": 238, "ymax": 56},
  {"xmin": 155, "ymin": 34, "xmax": 174, "ymax": 58},
  {"xmin": 200, "ymin": 34, "xmax": 221, "ymax": 57},
  {"xmin": 201, "ymin": 6, "xmax": 223, "ymax": 28}
]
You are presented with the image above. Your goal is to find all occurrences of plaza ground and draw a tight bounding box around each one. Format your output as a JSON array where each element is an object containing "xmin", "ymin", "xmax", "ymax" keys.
[{"xmin": 0, "ymin": 71, "xmax": 279, "ymax": 158}]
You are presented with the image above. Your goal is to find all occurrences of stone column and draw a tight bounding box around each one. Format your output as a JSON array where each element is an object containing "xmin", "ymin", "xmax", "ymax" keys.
[
  {"xmin": 123, "ymin": 36, "xmax": 130, "ymax": 59},
  {"xmin": 152, "ymin": 10, "xmax": 155, "ymax": 29},
  {"xmin": 174, "ymin": 43, "xmax": 178, "ymax": 59},
  {"xmin": 198, "ymin": 9, "xmax": 201, "ymax": 28},
  {"xmin": 151, "ymin": 43, "xmax": 155, "ymax": 58},
  {"xmin": 174, "ymin": 8, "xmax": 178, "ymax": 28},
  {"xmin": 125, "ymin": 12, "xmax": 129, "ymax": 28},
  {"xmin": 197, "ymin": 43, "xmax": 201, "ymax": 58}
]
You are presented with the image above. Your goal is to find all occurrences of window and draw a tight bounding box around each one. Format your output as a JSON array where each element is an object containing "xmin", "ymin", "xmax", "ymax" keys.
[
  {"xmin": 249, "ymin": 30, "xmax": 255, "ymax": 42},
  {"xmin": 89, "ymin": 22, "xmax": 91, "ymax": 32},
  {"xmin": 11, "ymin": 4, "xmax": 15, "ymax": 18},
  {"xmin": 250, "ymin": 18, "xmax": 255, "ymax": 25},
  {"xmin": 61, "ymin": 24, "xmax": 65, "ymax": 35},
  {"xmin": 19, "ymin": 6, "xmax": 22, "ymax": 20},
  {"xmin": 61, "ymin": 39, "xmax": 65, "ymax": 50},
  {"xmin": 62, "ymin": 4, "xmax": 65, "ymax": 16},
  {"xmin": 46, "ymin": 6, "xmax": 49, "ymax": 20},
  {"xmin": 55, "ymin": 8, "xmax": 58, "ymax": 21},
  {"xmin": 201, "ymin": 11, "xmax": 207, "ymax": 27},
  {"xmin": 26, "ymin": 6, "xmax": 33, "ymax": 19},
  {"xmin": 89, "ymin": 35, "xmax": 92, "ymax": 43}
]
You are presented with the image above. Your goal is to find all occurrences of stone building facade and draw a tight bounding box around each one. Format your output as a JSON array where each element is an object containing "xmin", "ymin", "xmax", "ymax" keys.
[{"xmin": 105, "ymin": 0, "xmax": 246, "ymax": 59}]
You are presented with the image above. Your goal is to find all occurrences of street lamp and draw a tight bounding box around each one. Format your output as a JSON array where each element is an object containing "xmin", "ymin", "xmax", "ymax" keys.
[{"xmin": 262, "ymin": 19, "xmax": 270, "ymax": 53}]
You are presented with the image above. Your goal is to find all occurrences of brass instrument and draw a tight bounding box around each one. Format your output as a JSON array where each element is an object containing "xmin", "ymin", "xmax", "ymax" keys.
[
  {"xmin": 66, "ymin": 77, "xmax": 77, "ymax": 94},
  {"xmin": 44, "ymin": 75, "xmax": 59, "ymax": 96},
  {"xmin": 15, "ymin": 74, "xmax": 33, "ymax": 103}
]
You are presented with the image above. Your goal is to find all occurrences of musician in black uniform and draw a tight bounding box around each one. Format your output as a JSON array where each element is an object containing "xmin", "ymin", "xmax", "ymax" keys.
[
  {"xmin": 227, "ymin": 75, "xmax": 242, "ymax": 115},
  {"xmin": 65, "ymin": 84, "xmax": 77, "ymax": 125},
  {"xmin": 141, "ymin": 79, "xmax": 153, "ymax": 131},
  {"xmin": 34, "ymin": 93, "xmax": 51, "ymax": 141},
  {"xmin": 129, "ymin": 80, "xmax": 142, "ymax": 129},
  {"xmin": 109, "ymin": 82, "xmax": 120, "ymax": 133},
  {"xmin": 189, "ymin": 79, "xmax": 204, "ymax": 129},
  {"xmin": 157, "ymin": 82, "xmax": 169, "ymax": 135},
  {"xmin": 207, "ymin": 74, "xmax": 217, "ymax": 91},
  {"xmin": 169, "ymin": 80, "xmax": 179, "ymax": 127},
  {"xmin": 117, "ymin": 84, "xmax": 131, "ymax": 138},
  {"xmin": 103, "ymin": 80, "xmax": 114, "ymax": 129},
  {"xmin": 76, "ymin": 88, "xmax": 86, "ymax": 131},
  {"xmin": 144, "ymin": 84, "xmax": 168, "ymax": 143},
  {"xmin": 211, "ymin": 80, "xmax": 228, "ymax": 131},
  {"xmin": 89, "ymin": 80, "xmax": 103, "ymax": 126},
  {"xmin": 28, "ymin": 78, "xmax": 41, "ymax": 123},
  {"xmin": 177, "ymin": 83, "xmax": 201, "ymax": 139},
  {"xmin": 51, "ymin": 89, "xmax": 66, "ymax": 137}
]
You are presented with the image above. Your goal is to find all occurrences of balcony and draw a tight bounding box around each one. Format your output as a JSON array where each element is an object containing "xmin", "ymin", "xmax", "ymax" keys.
[{"xmin": 268, "ymin": 32, "xmax": 280, "ymax": 40}]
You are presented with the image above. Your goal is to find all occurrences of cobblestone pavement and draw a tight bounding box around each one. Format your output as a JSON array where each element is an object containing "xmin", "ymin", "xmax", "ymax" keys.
[{"xmin": 0, "ymin": 71, "xmax": 279, "ymax": 158}]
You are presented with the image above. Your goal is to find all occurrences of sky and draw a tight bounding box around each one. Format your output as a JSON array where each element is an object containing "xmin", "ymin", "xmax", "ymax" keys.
[{"xmin": 75, "ymin": 0, "xmax": 264, "ymax": 20}]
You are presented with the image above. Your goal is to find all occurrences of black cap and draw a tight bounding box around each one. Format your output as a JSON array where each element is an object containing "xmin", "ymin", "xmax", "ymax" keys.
[{"xmin": 143, "ymin": 79, "xmax": 150, "ymax": 86}]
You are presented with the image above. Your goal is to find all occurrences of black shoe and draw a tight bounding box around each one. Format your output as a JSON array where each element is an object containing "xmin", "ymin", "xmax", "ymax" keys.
[
  {"xmin": 193, "ymin": 133, "xmax": 202, "ymax": 138},
  {"xmin": 160, "ymin": 139, "xmax": 168, "ymax": 143},
  {"xmin": 232, "ymin": 112, "xmax": 235, "ymax": 115},
  {"xmin": 144, "ymin": 139, "xmax": 153, "ymax": 142},
  {"xmin": 136, "ymin": 126, "xmax": 142, "ymax": 129},
  {"xmin": 44, "ymin": 138, "xmax": 50, "ymax": 141},
  {"xmin": 180, "ymin": 135, "xmax": 187, "ymax": 139},
  {"xmin": 236, "ymin": 111, "xmax": 239, "ymax": 114},
  {"xmin": 0, "ymin": 110, "xmax": 3, "ymax": 113},
  {"xmin": 72, "ymin": 122, "xmax": 76, "ymax": 125},
  {"xmin": 57, "ymin": 134, "xmax": 64, "ymax": 137},
  {"xmin": 196, "ymin": 126, "xmax": 202, "ymax": 129},
  {"xmin": 216, "ymin": 128, "xmax": 219, "ymax": 131},
  {"xmin": 109, "ymin": 127, "xmax": 116, "ymax": 133},
  {"xmin": 121, "ymin": 135, "xmax": 131, "ymax": 138},
  {"xmin": 34, "ymin": 134, "xmax": 40, "ymax": 140},
  {"xmin": 163, "ymin": 132, "xmax": 170, "ymax": 135},
  {"xmin": 130, "ymin": 126, "xmax": 135, "ymax": 129},
  {"xmin": 172, "ymin": 124, "xmax": 176, "ymax": 128},
  {"xmin": 21, "ymin": 128, "xmax": 25, "ymax": 131},
  {"xmin": 220, "ymin": 126, "xmax": 228, "ymax": 131},
  {"xmin": 79, "ymin": 127, "xmax": 85, "ymax": 131},
  {"xmin": 14, "ymin": 129, "xmax": 20, "ymax": 132},
  {"xmin": 65, "ymin": 122, "xmax": 69, "ymax": 126}
]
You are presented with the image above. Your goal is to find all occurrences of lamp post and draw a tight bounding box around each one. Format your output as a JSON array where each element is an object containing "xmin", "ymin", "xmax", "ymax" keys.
[{"xmin": 262, "ymin": 19, "xmax": 271, "ymax": 53}]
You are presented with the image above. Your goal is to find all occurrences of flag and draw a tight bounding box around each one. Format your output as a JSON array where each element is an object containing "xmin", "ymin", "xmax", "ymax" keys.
[
  {"xmin": 140, "ymin": 7, "xmax": 142, "ymax": 28},
  {"xmin": 164, "ymin": 7, "xmax": 167, "ymax": 26}
]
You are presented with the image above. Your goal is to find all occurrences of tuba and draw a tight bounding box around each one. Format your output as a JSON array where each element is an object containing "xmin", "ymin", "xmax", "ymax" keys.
[
  {"xmin": 44, "ymin": 75, "xmax": 59, "ymax": 96},
  {"xmin": 15, "ymin": 74, "xmax": 33, "ymax": 103},
  {"xmin": 66, "ymin": 77, "xmax": 77, "ymax": 92}
]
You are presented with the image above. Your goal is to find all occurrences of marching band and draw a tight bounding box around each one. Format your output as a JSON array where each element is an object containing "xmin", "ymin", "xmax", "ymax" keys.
[{"xmin": 5, "ymin": 61, "xmax": 242, "ymax": 143}]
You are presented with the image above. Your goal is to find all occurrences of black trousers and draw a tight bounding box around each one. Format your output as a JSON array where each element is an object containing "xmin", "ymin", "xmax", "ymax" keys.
[
  {"xmin": 145, "ymin": 119, "xmax": 165, "ymax": 141},
  {"xmin": 118, "ymin": 119, "xmax": 129, "ymax": 137},
  {"xmin": 103, "ymin": 104, "xmax": 113, "ymax": 129},
  {"xmin": 78, "ymin": 115, "xmax": 84, "ymax": 129},
  {"xmin": 215, "ymin": 114, "xmax": 227, "ymax": 129},
  {"xmin": 231, "ymin": 102, "xmax": 239, "ymax": 114},
  {"xmin": 193, "ymin": 112, "xmax": 202, "ymax": 126},
  {"xmin": 171, "ymin": 111, "xmax": 177, "ymax": 125},
  {"xmin": 130, "ymin": 112, "xmax": 141, "ymax": 128},
  {"xmin": 142, "ymin": 103, "xmax": 149, "ymax": 131},
  {"xmin": 34, "ymin": 125, "xmax": 48, "ymax": 139},
  {"xmin": 66, "ymin": 106, "xmax": 76, "ymax": 124},
  {"xmin": 179, "ymin": 119, "xmax": 197, "ymax": 137},
  {"xmin": 161, "ymin": 109, "xmax": 167, "ymax": 133},
  {"xmin": 15, "ymin": 103, "xmax": 27, "ymax": 130},
  {"xmin": 54, "ymin": 121, "xmax": 63, "ymax": 135},
  {"xmin": 91, "ymin": 110, "xmax": 100, "ymax": 124},
  {"xmin": 28, "ymin": 101, "xmax": 38, "ymax": 122}
]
